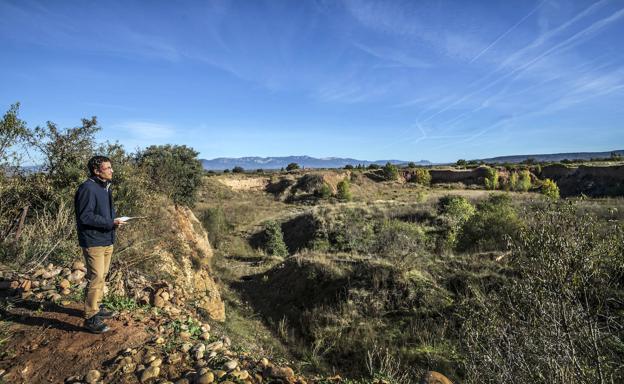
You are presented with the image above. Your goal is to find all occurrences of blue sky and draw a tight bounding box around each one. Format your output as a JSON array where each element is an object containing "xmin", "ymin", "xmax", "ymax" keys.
[{"xmin": 1, "ymin": 0, "xmax": 623, "ymax": 163}]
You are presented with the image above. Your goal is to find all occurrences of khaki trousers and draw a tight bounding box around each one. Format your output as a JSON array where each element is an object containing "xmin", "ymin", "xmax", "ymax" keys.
[{"xmin": 82, "ymin": 245, "xmax": 113, "ymax": 319}]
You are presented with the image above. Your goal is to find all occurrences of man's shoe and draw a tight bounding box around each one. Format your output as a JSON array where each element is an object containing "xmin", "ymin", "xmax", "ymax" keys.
[
  {"xmin": 84, "ymin": 315, "xmax": 110, "ymax": 334},
  {"xmin": 97, "ymin": 305, "xmax": 117, "ymax": 319}
]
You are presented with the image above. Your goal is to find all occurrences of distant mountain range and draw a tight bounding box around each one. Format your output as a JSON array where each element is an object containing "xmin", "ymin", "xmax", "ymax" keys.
[
  {"xmin": 474, "ymin": 149, "xmax": 624, "ymax": 164},
  {"xmin": 200, "ymin": 156, "xmax": 431, "ymax": 170}
]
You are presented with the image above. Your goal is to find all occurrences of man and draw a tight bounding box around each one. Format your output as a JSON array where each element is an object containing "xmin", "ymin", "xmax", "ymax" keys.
[{"xmin": 74, "ymin": 156, "xmax": 125, "ymax": 333}]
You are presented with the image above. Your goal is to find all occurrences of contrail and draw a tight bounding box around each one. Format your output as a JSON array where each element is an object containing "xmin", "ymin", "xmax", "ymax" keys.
[{"xmin": 469, "ymin": 0, "xmax": 546, "ymax": 64}]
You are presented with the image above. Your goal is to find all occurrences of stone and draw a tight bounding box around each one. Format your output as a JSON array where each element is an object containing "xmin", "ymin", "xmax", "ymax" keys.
[
  {"xmin": 49, "ymin": 293, "xmax": 62, "ymax": 302},
  {"xmin": 214, "ymin": 370, "xmax": 227, "ymax": 379},
  {"xmin": 200, "ymin": 332, "xmax": 210, "ymax": 341},
  {"xmin": 206, "ymin": 341, "xmax": 223, "ymax": 351},
  {"xmin": 155, "ymin": 337, "xmax": 165, "ymax": 344},
  {"xmin": 19, "ymin": 279, "xmax": 32, "ymax": 292},
  {"xmin": 179, "ymin": 331, "xmax": 191, "ymax": 340},
  {"xmin": 264, "ymin": 366, "xmax": 295, "ymax": 381},
  {"xmin": 150, "ymin": 358, "xmax": 162, "ymax": 367},
  {"xmin": 72, "ymin": 261, "xmax": 87, "ymax": 271},
  {"xmin": 194, "ymin": 350, "xmax": 204, "ymax": 360},
  {"xmin": 167, "ymin": 353, "xmax": 182, "ymax": 364},
  {"xmin": 201, "ymin": 324, "xmax": 211, "ymax": 333},
  {"xmin": 223, "ymin": 360, "xmax": 237, "ymax": 371},
  {"xmin": 180, "ymin": 342, "xmax": 193, "ymax": 353},
  {"xmin": 259, "ymin": 358, "xmax": 269, "ymax": 367},
  {"xmin": 59, "ymin": 279, "xmax": 71, "ymax": 289},
  {"xmin": 144, "ymin": 355, "xmax": 157, "ymax": 364},
  {"xmin": 69, "ymin": 270, "xmax": 86, "ymax": 283},
  {"xmin": 61, "ymin": 300, "xmax": 71, "ymax": 306},
  {"xmin": 222, "ymin": 336, "xmax": 231, "ymax": 346},
  {"xmin": 231, "ymin": 370, "xmax": 249, "ymax": 380},
  {"xmin": 196, "ymin": 372, "xmax": 214, "ymax": 384},
  {"xmin": 61, "ymin": 288, "xmax": 71, "ymax": 295},
  {"xmin": 85, "ymin": 369, "xmax": 101, "ymax": 383},
  {"xmin": 419, "ymin": 371, "xmax": 453, "ymax": 384},
  {"xmin": 140, "ymin": 366, "xmax": 160, "ymax": 382},
  {"xmin": 42, "ymin": 268, "xmax": 61, "ymax": 279}
]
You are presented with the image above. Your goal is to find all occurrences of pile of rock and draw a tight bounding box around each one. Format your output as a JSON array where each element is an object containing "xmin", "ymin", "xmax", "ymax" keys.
[{"xmin": 0, "ymin": 261, "xmax": 87, "ymax": 302}]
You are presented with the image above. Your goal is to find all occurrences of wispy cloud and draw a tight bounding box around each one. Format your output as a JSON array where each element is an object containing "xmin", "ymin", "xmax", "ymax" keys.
[{"xmin": 115, "ymin": 121, "xmax": 176, "ymax": 140}]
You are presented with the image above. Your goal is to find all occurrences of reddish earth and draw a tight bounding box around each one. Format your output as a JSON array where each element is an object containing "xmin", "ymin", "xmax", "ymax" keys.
[{"xmin": 0, "ymin": 300, "xmax": 150, "ymax": 383}]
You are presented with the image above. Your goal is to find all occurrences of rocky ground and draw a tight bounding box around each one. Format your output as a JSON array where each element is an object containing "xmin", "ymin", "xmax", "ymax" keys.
[{"xmin": 0, "ymin": 258, "xmax": 453, "ymax": 384}]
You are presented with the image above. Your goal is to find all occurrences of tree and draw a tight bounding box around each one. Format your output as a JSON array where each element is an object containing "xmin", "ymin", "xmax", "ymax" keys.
[
  {"xmin": 264, "ymin": 220, "xmax": 288, "ymax": 257},
  {"xmin": 344, "ymin": 164, "xmax": 354, "ymax": 170},
  {"xmin": 232, "ymin": 166, "xmax": 244, "ymax": 173},
  {"xmin": 517, "ymin": 170, "xmax": 532, "ymax": 192},
  {"xmin": 382, "ymin": 162, "xmax": 398, "ymax": 181},
  {"xmin": 136, "ymin": 144, "xmax": 204, "ymax": 206},
  {"xmin": 336, "ymin": 179, "xmax": 352, "ymax": 201},
  {"xmin": 0, "ymin": 103, "xmax": 28, "ymax": 166},
  {"xmin": 456, "ymin": 159, "xmax": 467, "ymax": 167},
  {"xmin": 28, "ymin": 116, "xmax": 100, "ymax": 192},
  {"xmin": 407, "ymin": 162, "xmax": 417, "ymax": 168},
  {"xmin": 286, "ymin": 162, "xmax": 300, "ymax": 171}
]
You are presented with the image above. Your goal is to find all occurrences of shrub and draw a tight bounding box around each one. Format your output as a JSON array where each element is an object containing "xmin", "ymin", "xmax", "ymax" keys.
[
  {"xmin": 232, "ymin": 166, "xmax": 244, "ymax": 173},
  {"xmin": 315, "ymin": 183, "xmax": 332, "ymax": 199},
  {"xmin": 541, "ymin": 178, "xmax": 560, "ymax": 199},
  {"xmin": 0, "ymin": 103, "xmax": 28, "ymax": 165},
  {"xmin": 462, "ymin": 205, "xmax": 624, "ymax": 383},
  {"xmin": 407, "ymin": 162, "xmax": 417, "ymax": 168},
  {"xmin": 456, "ymin": 194, "xmax": 522, "ymax": 252},
  {"xmin": 517, "ymin": 170, "xmax": 532, "ymax": 192},
  {"xmin": 437, "ymin": 195, "xmax": 476, "ymax": 250},
  {"xmin": 264, "ymin": 220, "xmax": 288, "ymax": 257},
  {"xmin": 286, "ymin": 162, "xmax": 300, "ymax": 171},
  {"xmin": 374, "ymin": 219, "xmax": 428, "ymax": 266},
  {"xmin": 368, "ymin": 164, "xmax": 381, "ymax": 170},
  {"xmin": 344, "ymin": 164, "xmax": 354, "ymax": 170},
  {"xmin": 136, "ymin": 144, "xmax": 204, "ymax": 206},
  {"xmin": 508, "ymin": 172, "xmax": 519, "ymax": 191},
  {"xmin": 336, "ymin": 179, "xmax": 352, "ymax": 201},
  {"xmin": 411, "ymin": 168, "xmax": 431, "ymax": 186},
  {"xmin": 483, "ymin": 167, "xmax": 499, "ymax": 190},
  {"xmin": 382, "ymin": 162, "xmax": 398, "ymax": 181}
]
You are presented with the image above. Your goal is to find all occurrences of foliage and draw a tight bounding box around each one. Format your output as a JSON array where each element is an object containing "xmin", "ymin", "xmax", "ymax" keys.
[
  {"xmin": 344, "ymin": 164, "xmax": 354, "ymax": 170},
  {"xmin": 456, "ymin": 194, "xmax": 522, "ymax": 252},
  {"xmin": 264, "ymin": 220, "xmax": 288, "ymax": 257},
  {"xmin": 368, "ymin": 164, "xmax": 381, "ymax": 170},
  {"xmin": 437, "ymin": 195, "xmax": 476, "ymax": 250},
  {"xmin": 517, "ymin": 169, "xmax": 532, "ymax": 192},
  {"xmin": 456, "ymin": 159, "xmax": 467, "ymax": 167},
  {"xmin": 28, "ymin": 117, "xmax": 100, "ymax": 193},
  {"xmin": 541, "ymin": 178, "xmax": 560, "ymax": 199},
  {"xmin": 286, "ymin": 162, "xmax": 300, "ymax": 171},
  {"xmin": 336, "ymin": 179, "xmax": 352, "ymax": 201},
  {"xmin": 232, "ymin": 166, "xmax": 244, "ymax": 173},
  {"xmin": 0, "ymin": 103, "xmax": 28, "ymax": 165},
  {"xmin": 315, "ymin": 183, "xmax": 332, "ymax": 199},
  {"xmin": 102, "ymin": 294, "xmax": 141, "ymax": 311},
  {"xmin": 136, "ymin": 144, "xmax": 204, "ymax": 206},
  {"xmin": 374, "ymin": 219, "xmax": 428, "ymax": 266},
  {"xmin": 410, "ymin": 168, "xmax": 431, "ymax": 185},
  {"xmin": 382, "ymin": 162, "xmax": 398, "ymax": 181},
  {"xmin": 483, "ymin": 167, "xmax": 499, "ymax": 190},
  {"xmin": 462, "ymin": 205, "xmax": 624, "ymax": 383},
  {"xmin": 407, "ymin": 162, "xmax": 417, "ymax": 168}
]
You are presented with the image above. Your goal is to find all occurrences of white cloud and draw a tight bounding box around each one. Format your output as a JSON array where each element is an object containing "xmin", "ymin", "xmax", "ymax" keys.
[{"xmin": 115, "ymin": 121, "xmax": 176, "ymax": 140}]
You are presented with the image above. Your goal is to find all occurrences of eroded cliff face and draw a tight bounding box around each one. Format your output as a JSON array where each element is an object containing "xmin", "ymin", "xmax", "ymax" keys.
[{"xmin": 153, "ymin": 205, "xmax": 225, "ymax": 321}]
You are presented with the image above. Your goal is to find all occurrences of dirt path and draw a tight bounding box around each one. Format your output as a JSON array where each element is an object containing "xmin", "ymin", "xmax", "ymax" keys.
[{"xmin": 0, "ymin": 299, "xmax": 150, "ymax": 383}]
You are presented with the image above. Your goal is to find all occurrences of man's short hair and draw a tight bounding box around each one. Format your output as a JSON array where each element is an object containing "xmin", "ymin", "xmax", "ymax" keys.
[{"xmin": 87, "ymin": 156, "xmax": 112, "ymax": 177}]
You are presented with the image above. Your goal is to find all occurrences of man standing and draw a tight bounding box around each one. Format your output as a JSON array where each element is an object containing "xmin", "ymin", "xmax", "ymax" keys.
[{"xmin": 74, "ymin": 156, "xmax": 125, "ymax": 333}]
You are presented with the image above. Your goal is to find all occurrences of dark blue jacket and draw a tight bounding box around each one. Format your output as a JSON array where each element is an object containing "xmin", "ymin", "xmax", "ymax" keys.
[{"xmin": 74, "ymin": 177, "xmax": 116, "ymax": 248}]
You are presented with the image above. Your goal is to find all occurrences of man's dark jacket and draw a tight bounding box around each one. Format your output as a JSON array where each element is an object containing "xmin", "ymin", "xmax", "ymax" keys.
[{"xmin": 74, "ymin": 177, "xmax": 116, "ymax": 248}]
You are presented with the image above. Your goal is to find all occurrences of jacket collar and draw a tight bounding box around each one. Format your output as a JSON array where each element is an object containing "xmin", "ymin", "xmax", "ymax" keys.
[{"xmin": 89, "ymin": 176, "xmax": 111, "ymax": 190}]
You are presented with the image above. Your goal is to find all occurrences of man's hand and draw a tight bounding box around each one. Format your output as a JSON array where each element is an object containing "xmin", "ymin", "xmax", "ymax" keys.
[{"xmin": 114, "ymin": 218, "xmax": 126, "ymax": 228}]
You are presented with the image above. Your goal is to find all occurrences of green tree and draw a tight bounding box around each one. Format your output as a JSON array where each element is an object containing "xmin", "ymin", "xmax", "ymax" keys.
[
  {"xmin": 264, "ymin": 220, "xmax": 288, "ymax": 257},
  {"xmin": 316, "ymin": 183, "xmax": 332, "ymax": 199},
  {"xmin": 344, "ymin": 164, "xmax": 354, "ymax": 170},
  {"xmin": 541, "ymin": 178, "xmax": 560, "ymax": 199},
  {"xmin": 28, "ymin": 117, "xmax": 100, "ymax": 193},
  {"xmin": 286, "ymin": 162, "xmax": 300, "ymax": 171},
  {"xmin": 517, "ymin": 170, "xmax": 532, "ymax": 192},
  {"xmin": 508, "ymin": 172, "xmax": 519, "ymax": 191},
  {"xmin": 136, "ymin": 144, "xmax": 204, "ymax": 206},
  {"xmin": 456, "ymin": 159, "xmax": 467, "ymax": 167},
  {"xmin": 382, "ymin": 162, "xmax": 398, "ymax": 181},
  {"xmin": 0, "ymin": 103, "xmax": 28, "ymax": 166},
  {"xmin": 407, "ymin": 161, "xmax": 417, "ymax": 168},
  {"xmin": 336, "ymin": 179, "xmax": 352, "ymax": 201},
  {"xmin": 232, "ymin": 166, "xmax": 244, "ymax": 173}
]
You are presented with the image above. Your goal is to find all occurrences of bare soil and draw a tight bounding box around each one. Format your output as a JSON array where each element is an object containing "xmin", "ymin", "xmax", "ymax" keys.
[{"xmin": 0, "ymin": 300, "xmax": 150, "ymax": 383}]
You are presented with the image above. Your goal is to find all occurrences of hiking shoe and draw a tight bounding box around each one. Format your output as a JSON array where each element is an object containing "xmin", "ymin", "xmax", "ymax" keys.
[
  {"xmin": 97, "ymin": 305, "xmax": 117, "ymax": 319},
  {"xmin": 84, "ymin": 315, "xmax": 110, "ymax": 334}
]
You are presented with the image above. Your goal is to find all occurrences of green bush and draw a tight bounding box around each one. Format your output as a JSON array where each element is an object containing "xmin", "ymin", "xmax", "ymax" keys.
[
  {"xmin": 462, "ymin": 205, "xmax": 624, "ymax": 383},
  {"xmin": 336, "ymin": 179, "xmax": 352, "ymax": 201},
  {"xmin": 437, "ymin": 195, "xmax": 476, "ymax": 250},
  {"xmin": 232, "ymin": 166, "xmax": 244, "ymax": 173},
  {"xmin": 456, "ymin": 194, "xmax": 522, "ymax": 252},
  {"xmin": 517, "ymin": 169, "xmax": 532, "ymax": 192},
  {"xmin": 0, "ymin": 103, "xmax": 28, "ymax": 165},
  {"xmin": 315, "ymin": 183, "xmax": 332, "ymax": 199},
  {"xmin": 541, "ymin": 178, "xmax": 560, "ymax": 199},
  {"xmin": 382, "ymin": 162, "xmax": 398, "ymax": 181},
  {"xmin": 374, "ymin": 219, "xmax": 428, "ymax": 266},
  {"xmin": 265, "ymin": 220, "xmax": 288, "ymax": 257},
  {"xmin": 136, "ymin": 144, "xmax": 204, "ymax": 206},
  {"xmin": 410, "ymin": 168, "xmax": 431, "ymax": 185},
  {"xmin": 483, "ymin": 167, "xmax": 499, "ymax": 190}
]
